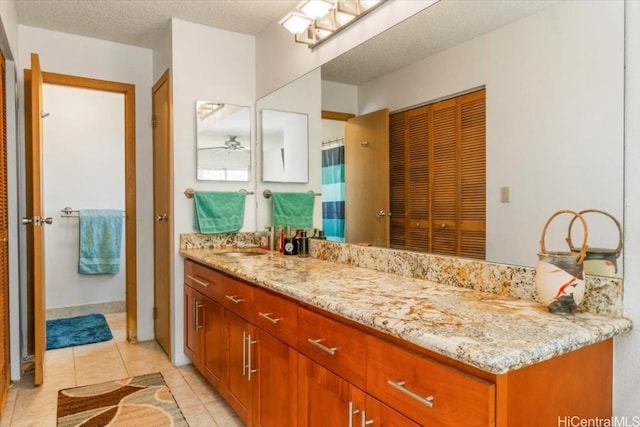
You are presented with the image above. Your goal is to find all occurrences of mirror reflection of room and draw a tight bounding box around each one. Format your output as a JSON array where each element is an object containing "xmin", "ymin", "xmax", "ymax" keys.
[
  {"xmin": 261, "ymin": 109, "xmax": 309, "ymax": 183},
  {"xmin": 196, "ymin": 102, "xmax": 251, "ymax": 181}
]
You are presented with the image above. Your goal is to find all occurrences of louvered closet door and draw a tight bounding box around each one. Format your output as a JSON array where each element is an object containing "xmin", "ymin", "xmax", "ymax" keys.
[
  {"xmin": 406, "ymin": 106, "xmax": 430, "ymax": 251},
  {"xmin": 0, "ymin": 49, "xmax": 9, "ymax": 415},
  {"xmin": 431, "ymin": 99, "xmax": 458, "ymax": 255},
  {"xmin": 389, "ymin": 113, "xmax": 406, "ymax": 249},
  {"xmin": 459, "ymin": 90, "xmax": 486, "ymax": 259}
]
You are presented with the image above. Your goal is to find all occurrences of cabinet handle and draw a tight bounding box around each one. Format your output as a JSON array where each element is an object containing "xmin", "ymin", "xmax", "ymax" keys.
[
  {"xmin": 186, "ymin": 274, "xmax": 209, "ymax": 287},
  {"xmin": 242, "ymin": 331, "xmax": 247, "ymax": 376},
  {"xmin": 361, "ymin": 411, "xmax": 374, "ymax": 426},
  {"xmin": 258, "ymin": 312, "xmax": 281, "ymax": 324},
  {"xmin": 247, "ymin": 334, "xmax": 257, "ymax": 381},
  {"xmin": 348, "ymin": 402, "xmax": 360, "ymax": 427},
  {"xmin": 194, "ymin": 300, "xmax": 204, "ymax": 331},
  {"xmin": 192, "ymin": 299, "xmax": 197, "ymax": 331},
  {"xmin": 225, "ymin": 295, "xmax": 244, "ymax": 304},
  {"xmin": 307, "ymin": 338, "xmax": 337, "ymax": 356},
  {"xmin": 386, "ymin": 380, "xmax": 434, "ymax": 408}
]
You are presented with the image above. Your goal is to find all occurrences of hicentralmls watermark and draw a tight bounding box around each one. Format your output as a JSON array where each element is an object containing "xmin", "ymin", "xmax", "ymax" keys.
[{"xmin": 558, "ymin": 416, "xmax": 640, "ymax": 427}]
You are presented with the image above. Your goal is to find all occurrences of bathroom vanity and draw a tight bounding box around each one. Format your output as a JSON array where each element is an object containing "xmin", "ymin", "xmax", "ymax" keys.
[{"xmin": 180, "ymin": 245, "xmax": 631, "ymax": 427}]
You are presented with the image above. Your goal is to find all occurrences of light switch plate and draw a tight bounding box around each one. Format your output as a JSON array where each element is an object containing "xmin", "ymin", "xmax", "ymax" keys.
[{"xmin": 500, "ymin": 186, "xmax": 511, "ymax": 203}]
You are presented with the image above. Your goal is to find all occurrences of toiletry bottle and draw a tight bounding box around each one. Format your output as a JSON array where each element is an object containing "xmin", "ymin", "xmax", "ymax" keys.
[
  {"xmin": 279, "ymin": 228, "xmax": 285, "ymax": 254},
  {"xmin": 267, "ymin": 226, "xmax": 275, "ymax": 251},
  {"xmin": 299, "ymin": 230, "xmax": 309, "ymax": 257}
]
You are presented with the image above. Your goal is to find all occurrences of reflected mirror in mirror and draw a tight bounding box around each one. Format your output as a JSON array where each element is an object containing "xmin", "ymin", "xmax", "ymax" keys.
[
  {"xmin": 261, "ymin": 109, "xmax": 309, "ymax": 183},
  {"xmin": 196, "ymin": 102, "xmax": 251, "ymax": 181}
]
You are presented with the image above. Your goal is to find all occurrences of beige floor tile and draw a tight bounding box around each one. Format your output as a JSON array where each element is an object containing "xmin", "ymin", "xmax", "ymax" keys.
[
  {"xmin": 116, "ymin": 339, "xmax": 164, "ymax": 362},
  {"xmin": 72, "ymin": 339, "xmax": 118, "ymax": 357},
  {"xmin": 205, "ymin": 399, "xmax": 244, "ymax": 427},
  {"xmin": 180, "ymin": 404, "xmax": 221, "ymax": 427},
  {"xmin": 159, "ymin": 366, "xmax": 188, "ymax": 389},
  {"xmin": 170, "ymin": 384, "xmax": 203, "ymax": 410},
  {"xmin": 188, "ymin": 377, "xmax": 222, "ymax": 404},
  {"xmin": 125, "ymin": 355, "xmax": 174, "ymax": 377},
  {"xmin": 0, "ymin": 387, "xmax": 18, "ymax": 427}
]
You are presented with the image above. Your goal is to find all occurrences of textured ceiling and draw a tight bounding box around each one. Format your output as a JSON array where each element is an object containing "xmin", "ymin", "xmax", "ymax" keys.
[
  {"xmin": 14, "ymin": 0, "xmax": 560, "ymax": 86},
  {"xmin": 14, "ymin": 0, "xmax": 298, "ymax": 48},
  {"xmin": 322, "ymin": 0, "xmax": 560, "ymax": 85}
]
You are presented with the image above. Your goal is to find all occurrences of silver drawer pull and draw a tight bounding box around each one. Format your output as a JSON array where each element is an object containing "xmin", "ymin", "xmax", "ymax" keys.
[
  {"xmin": 361, "ymin": 411, "xmax": 374, "ymax": 426},
  {"xmin": 186, "ymin": 274, "xmax": 209, "ymax": 287},
  {"xmin": 387, "ymin": 380, "xmax": 434, "ymax": 408},
  {"xmin": 307, "ymin": 338, "xmax": 337, "ymax": 355},
  {"xmin": 258, "ymin": 312, "xmax": 281, "ymax": 324},
  {"xmin": 225, "ymin": 295, "xmax": 244, "ymax": 304}
]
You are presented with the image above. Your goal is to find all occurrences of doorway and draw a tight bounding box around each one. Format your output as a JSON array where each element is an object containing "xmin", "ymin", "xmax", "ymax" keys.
[{"xmin": 24, "ymin": 70, "xmax": 138, "ymax": 382}]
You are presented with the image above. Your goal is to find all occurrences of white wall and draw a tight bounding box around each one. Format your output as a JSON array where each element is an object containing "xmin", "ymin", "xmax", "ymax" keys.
[
  {"xmin": 618, "ymin": 0, "xmax": 640, "ymax": 416},
  {"xmin": 169, "ymin": 18, "xmax": 255, "ymax": 365},
  {"xmin": 322, "ymin": 81, "xmax": 358, "ymax": 114},
  {"xmin": 42, "ymin": 84, "xmax": 125, "ymax": 310},
  {"xmin": 357, "ymin": 1, "xmax": 624, "ymax": 268},
  {"xmin": 256, "ymin": 68, "xmax": 322, "ymax": 231},
  {"xmin": 0, "ymin": 0, "xmax": 18, "ymax": 59},
  {"xmin": 17, "ymin": 26, "xmax": 155, "ymax": 343}
]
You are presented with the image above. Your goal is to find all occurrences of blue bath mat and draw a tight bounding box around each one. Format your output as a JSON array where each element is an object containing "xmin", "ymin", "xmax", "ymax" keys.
[{"xmin": 46, "ymin": 314, "xmax": 113, "ymax": 350}]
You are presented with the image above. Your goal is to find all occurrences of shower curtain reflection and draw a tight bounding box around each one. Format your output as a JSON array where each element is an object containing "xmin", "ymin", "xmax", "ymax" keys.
[{"xmin": 321, "ymin": 139, "xmax": 345, "ymax": 242}]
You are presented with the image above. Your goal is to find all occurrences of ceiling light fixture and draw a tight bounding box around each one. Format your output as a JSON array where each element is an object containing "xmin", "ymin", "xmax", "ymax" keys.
[
  {"xmin": 280, "ymin": 0, "xmax": 387, "ymax": 48},
  {"xmin": 197, "ymin": 102, "xmax": 224, "ymax": 120}
]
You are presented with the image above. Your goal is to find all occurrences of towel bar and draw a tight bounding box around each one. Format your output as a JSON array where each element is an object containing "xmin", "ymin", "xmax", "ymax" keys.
[
  {"xmin": 262, "ymin": 189, "xmax": 322, "ymax": 199},
  {"xmin": 184, "ymin": 188, "xmax": 254, "ymax": 199},
  {"xmin": 60, "ymin": 207, "xmax": 126, "ymax": 218}
]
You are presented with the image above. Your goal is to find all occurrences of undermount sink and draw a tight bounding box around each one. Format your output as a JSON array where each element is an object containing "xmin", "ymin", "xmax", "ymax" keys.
[{"xmin": 214, "ymin": 251, "xmax": 266, "ymax": 257}]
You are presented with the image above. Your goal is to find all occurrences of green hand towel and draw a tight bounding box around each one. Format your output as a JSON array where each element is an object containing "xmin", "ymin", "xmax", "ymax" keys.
[
  {"xmin": 78, "ymin": 209, "xmax": 123, "ymax": 274},
  {"xmin": 193, "ymin": 191, "xmax": 246, "ymax": 234},
  {"xmin": 272, "ymin": 192, "xmax": 315, "ymax": 229}
]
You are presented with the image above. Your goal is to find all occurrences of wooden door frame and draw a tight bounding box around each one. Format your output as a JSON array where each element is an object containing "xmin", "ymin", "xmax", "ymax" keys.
[{"xmin": 24, "ymin": 70, "xmax": 138, "ymax": 344}]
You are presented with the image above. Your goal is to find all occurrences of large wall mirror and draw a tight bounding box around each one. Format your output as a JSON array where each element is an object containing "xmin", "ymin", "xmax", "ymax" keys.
[
  {"xmin": 261, "ymin": 109, "xmax": 309, "ymax": 183},
  {"xmin": 196, "ymin": 101, "xmax": 251, "ymax": 181},
  {"xmin": 255, "ymin": 1, "xmax": 624, "ymax": 274}
]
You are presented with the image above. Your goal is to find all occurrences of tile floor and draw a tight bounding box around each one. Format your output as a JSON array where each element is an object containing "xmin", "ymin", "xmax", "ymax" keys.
[{"xmin": 0, "ymin": 312, "xmax": 243, "ymax": 427}]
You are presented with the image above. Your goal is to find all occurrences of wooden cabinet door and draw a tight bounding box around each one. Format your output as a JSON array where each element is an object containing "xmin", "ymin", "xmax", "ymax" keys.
[
  {"xmin": 202, "ymin": 297, "xmax": 225, "ymax": 391},
  {"xmin": 253, "ymin": 329, "xmax": 297, "ymax": 427},
  {"xmin": 184, "ymin": 285, "xmax": 203, "ymax": 370},
  {"xmin": 363, "ymin": 395, "xmax": 420, "ymax": 427},
  {"xmin": 225, "ymin": 310, "xmax": 253, "ymax": 424},
  {"xmin": 298, "ymin": 354, "xmax": 364, "ymax": 427}
]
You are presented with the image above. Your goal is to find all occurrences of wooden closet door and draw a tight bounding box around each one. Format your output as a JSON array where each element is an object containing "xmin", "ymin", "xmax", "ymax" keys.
[
  {"xmin": 459, "ymin": 90, "xmax": 486, "ymax": 259},
  {"xmin": 406, "ymin": 106, "xmax": 430, "ymax": 251},
  {"xmin": 430, "ymin": 98, "xmax": 458, "ymax": 255},
  {"xmin": 0, "ymin": 47, "xmax": 9, "ymax": 415}
]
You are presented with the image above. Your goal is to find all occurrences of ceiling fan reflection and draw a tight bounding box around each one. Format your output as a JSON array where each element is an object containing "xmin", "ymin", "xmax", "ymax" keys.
[{"xmin": 199, "ymin": 136, "xmax": 249, "ymax": 152}]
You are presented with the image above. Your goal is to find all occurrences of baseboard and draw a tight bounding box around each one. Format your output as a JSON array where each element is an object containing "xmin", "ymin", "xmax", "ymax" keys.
[{"xmin": 46, "ymin": 301, "xmax": 125, "ymax": 320}]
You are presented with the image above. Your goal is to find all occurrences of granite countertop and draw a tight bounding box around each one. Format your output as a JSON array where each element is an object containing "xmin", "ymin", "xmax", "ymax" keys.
[{"xmin": 180, "ymin": 248, "xmax": 632, "ymax": 375}]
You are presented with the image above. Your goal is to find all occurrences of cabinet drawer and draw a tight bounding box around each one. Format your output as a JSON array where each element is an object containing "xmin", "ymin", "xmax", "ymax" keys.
[
  {"xmin": 367, "ymin": 336, "xmax": 495, "ymax": 427},
  {"xmin": 253, "ymin": 287, "xmax": 298, "ymax": 347},
  {"xmin": 297, "ymin": 307, "xmax": 367, "ymax": 388},
  {"xmin": 184, "ymin": 259, "xmax": 224, "ymax": 302},
  {"xmin": 222, "ymin": 277, "xmax": 255, "ymax": 321}
]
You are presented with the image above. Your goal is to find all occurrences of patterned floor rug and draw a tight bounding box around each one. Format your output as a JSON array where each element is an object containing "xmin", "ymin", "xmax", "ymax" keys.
[{"xmin": 57, "ymin": 372, "xmax": 189, "ymax": 426}]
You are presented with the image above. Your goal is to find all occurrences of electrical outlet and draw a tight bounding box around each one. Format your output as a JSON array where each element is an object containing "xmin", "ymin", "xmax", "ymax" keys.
[{"xmin": 500, "ymin": 186, "xmax": 511, "ymax": 203}]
